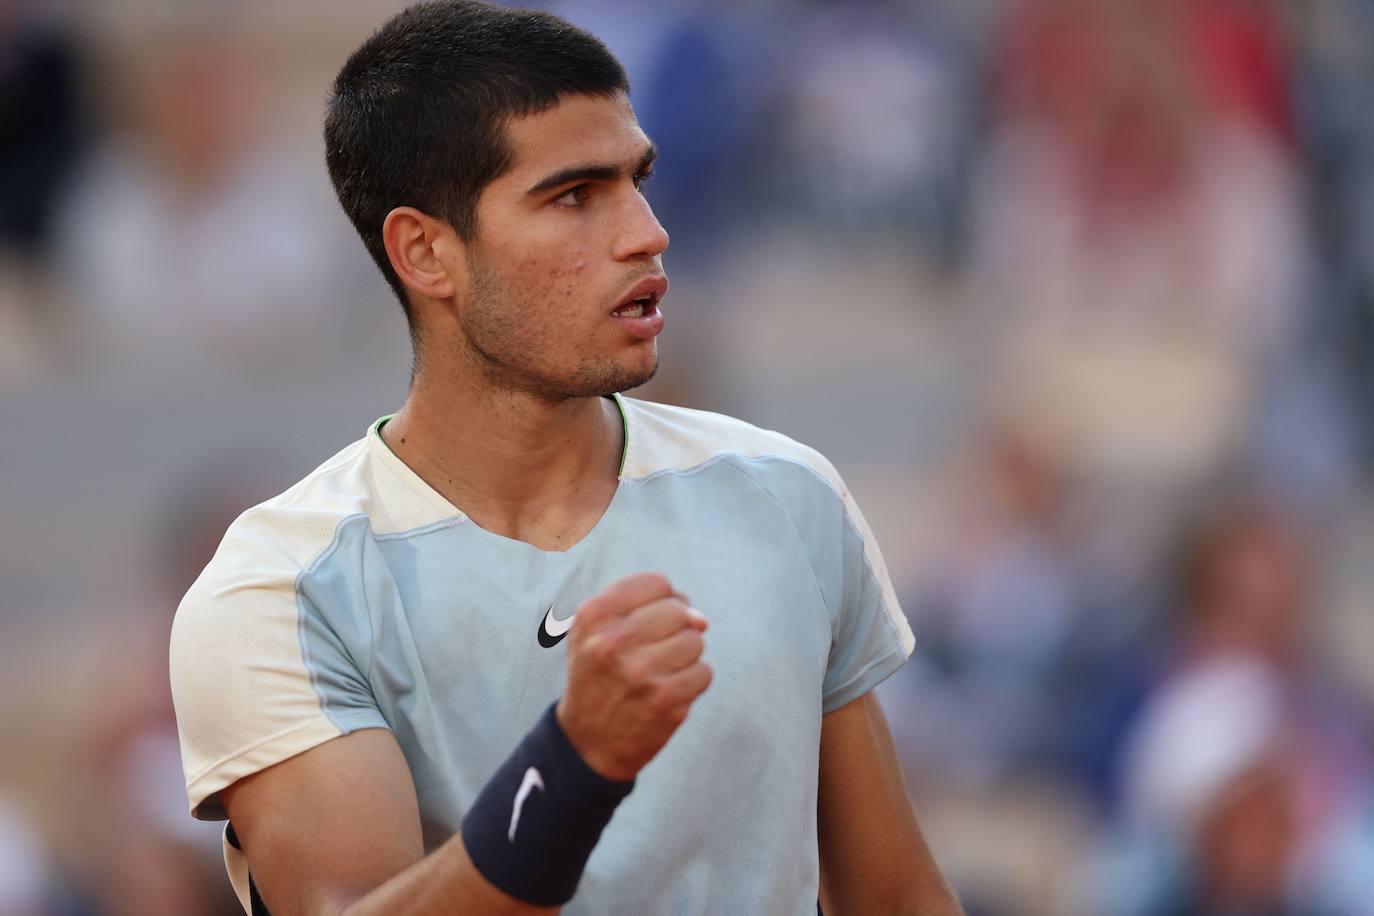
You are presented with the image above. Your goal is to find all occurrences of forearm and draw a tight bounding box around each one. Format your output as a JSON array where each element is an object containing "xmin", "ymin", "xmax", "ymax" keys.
[
  {"xmin": 227, "ymin": 575, "xmax": 698, "ymax": 916},
  {"xmin": 339, "ymin": 833, "xmax": 557, "ymax": 916},
  {"xmin": 819, "ymin": 841, "xmax": 964, "ymax": 916},
  {"xmin": 893, "ymin": 836, "xmax": 964, "ymax": 916},
  {"xmin": 901, "ymin": 853, "xmax": 965, "ymax": 916},
  {"xmin": 341, "ymin": 702, "xmax": 627, "ymax": 916}
]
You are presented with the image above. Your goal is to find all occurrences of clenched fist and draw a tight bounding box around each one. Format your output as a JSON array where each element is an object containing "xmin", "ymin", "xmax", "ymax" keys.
[{"xmin": 556, "ymin": 572, "xmax": 713, "ymax": 782}]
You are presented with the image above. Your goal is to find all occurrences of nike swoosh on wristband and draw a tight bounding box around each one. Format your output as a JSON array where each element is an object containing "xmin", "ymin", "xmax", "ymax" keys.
[
  {"xmin": 537, "ymin": 605, "xmax": 576, "ymax": 648},
  {"xmin": 508, "ymin": 766, "xmax": 544, "ymax": 842}
]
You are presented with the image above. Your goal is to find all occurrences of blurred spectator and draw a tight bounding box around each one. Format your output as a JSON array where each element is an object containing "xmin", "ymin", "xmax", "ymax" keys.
[
  {"xmin": 885, "ymin": 418, "xmax": 1096, "ymax": 783},
  {"xmin": 1093, "ymin": 498, "xmax": 1374, "ymax": 916},
  {"xmin": 955, "ymin": 0, "xmax": 1318, "ymax": 558},
  {"xmin": 877, "ymin": 417, "xmax": 1118, "ymax": 916},
  {"xmin": 0, "ymin": 3, "xmax": 88, "ymax": 378},
  {"xmin": 0, "ymin": 3, "xmax": 86, "ymax": 257},
  {"xmin": 770, "ymin": 0, "xmax": 976, "ymax": 258},
  {"xmin": 970, "ymin": 0, "xmax": 1306, "ymax": 390},
  {"xmin": 0, "ymin": 792, "xmax": 50, "ymax": 916},
  {"xmin": 47, "ymin": 17, "xmax": 359, "ymax": 376},
  {"xmin": 41, "ymin": 457, "xmax": 293, "ymax": 916},
  {"xmin": 1287, "ymin": 0, "xmax": 1374, "ymax": 463}
]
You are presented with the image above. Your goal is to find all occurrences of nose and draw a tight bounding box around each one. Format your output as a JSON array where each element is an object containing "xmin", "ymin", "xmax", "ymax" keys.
[{"xmin": 613, "ymin": 189, "xmax": 670, "ymax": 262}]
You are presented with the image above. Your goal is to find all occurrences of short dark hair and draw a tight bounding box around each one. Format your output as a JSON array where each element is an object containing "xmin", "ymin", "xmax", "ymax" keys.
[{"xmin": 324, "ymin": 1, "xmax": 629, "ymax": 337}]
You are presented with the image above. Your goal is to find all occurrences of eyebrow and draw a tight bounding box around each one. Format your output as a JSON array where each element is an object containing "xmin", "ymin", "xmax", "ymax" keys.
[{"xmin": 525, "ymin": 144, "xmax": 657, "ymax": 196}]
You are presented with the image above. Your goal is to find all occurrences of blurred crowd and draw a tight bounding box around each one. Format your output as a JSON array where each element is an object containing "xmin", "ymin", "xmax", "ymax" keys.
[{"xmin": 1, "ymin": 0, "xmax": 1373, "ymax": 914}]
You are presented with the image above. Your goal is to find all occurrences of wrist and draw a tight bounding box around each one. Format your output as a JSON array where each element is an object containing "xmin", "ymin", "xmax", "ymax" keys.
[
  {"xmin": 554, "ymin": 700, "xmax": 638, "ymax": 782},
  {"xmin": 461, "ymin": 702, "xmax": 634, "ymax": 906}
]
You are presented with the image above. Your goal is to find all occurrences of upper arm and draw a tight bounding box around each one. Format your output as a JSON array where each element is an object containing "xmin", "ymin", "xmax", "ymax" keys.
[
  {"xmin": 817, "ymin": 692, "xmax": 962, "ymax": 916},
  {"xmin": 221, "ymin": 727, "xmax": 425, "ymax": 916},
  {"xmin": 172, "ymin": 514, "xmax": 557, "ymax": 915}
]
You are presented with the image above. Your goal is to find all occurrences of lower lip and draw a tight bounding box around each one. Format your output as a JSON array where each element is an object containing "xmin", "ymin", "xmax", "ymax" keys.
[{"xmin": 610, "ymin": 304, "xmax": 664, "ymax": 339}]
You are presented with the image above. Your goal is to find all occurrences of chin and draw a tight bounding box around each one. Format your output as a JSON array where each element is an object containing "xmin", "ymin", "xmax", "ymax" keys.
[
  {"xmin": 517, "ymin": 351, "xmax": 657, "ymax": 403},
  {"xmin": 566, "ymin": 351, "xmax": 658, "ymax": 399},
  {"xmin": 596, "ymin": 360, "xmax": 659, "ymax": 397},
  {"xmin": 609, "ymin": 364, "xmax": 657, "ymax": 395}
]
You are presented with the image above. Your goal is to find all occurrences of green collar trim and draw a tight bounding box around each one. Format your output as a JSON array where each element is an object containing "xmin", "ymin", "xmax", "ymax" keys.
[
  {"xmin": 372, "ymin": 414, "xmax": 397, "ymax": 454},
  {"xmin": 611, "ymin": 392, "xmax": 629, "ymax": 477}
]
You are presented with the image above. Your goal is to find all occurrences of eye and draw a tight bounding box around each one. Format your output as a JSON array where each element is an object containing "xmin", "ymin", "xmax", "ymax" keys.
[
  {"xmin": 633, "ymin": 167, "xmax": 655, "ymax": 193},
  {"xmin": 554, "ymin": 184, "xmax": 591, "ymax": 208}
]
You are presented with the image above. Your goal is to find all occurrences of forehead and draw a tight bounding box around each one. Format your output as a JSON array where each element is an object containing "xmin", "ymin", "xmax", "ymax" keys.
[{"xmin": 498, "ymin": 92, "xmax": 648, "ymax": 181}]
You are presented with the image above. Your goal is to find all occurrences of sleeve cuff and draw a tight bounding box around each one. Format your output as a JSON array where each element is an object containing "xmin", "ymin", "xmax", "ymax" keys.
[
  {"xmin": 821, "ymin": 642, "xmax": 911, "ymax": 715},
  {"xmin": 186, "ymin": 711, "xmax": 388, "ymax": 819}
]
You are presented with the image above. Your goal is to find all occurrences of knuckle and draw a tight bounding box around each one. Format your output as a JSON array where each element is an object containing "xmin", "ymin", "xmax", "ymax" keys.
[
  {"xmin": 621, "ymin": 658, "xmax": 652, "ymax": 685},
  {"xmin": 588, "ymin": 633, "xmax": 620, "ymax": 666},
  {"xmin": 625, "ymin": 572, "xmax": 671, "ymax": 601},
  {"xmin": 577, "ymin": 588, "xmax": 612, "ymax": 616}
]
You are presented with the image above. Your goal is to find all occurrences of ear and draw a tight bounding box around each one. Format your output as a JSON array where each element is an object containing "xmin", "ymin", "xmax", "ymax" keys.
[{"xmin": 381, "ymin": 206, "xmax": 463, "ymax": 301}]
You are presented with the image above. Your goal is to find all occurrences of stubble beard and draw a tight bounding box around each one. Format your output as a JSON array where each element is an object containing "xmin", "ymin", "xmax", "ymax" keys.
[{"xmin": 460, "ymin": 254, "xmax": 658, "ymax": 404}]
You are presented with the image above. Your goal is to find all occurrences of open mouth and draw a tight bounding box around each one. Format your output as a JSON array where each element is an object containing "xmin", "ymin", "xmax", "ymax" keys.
[
  {"xmin": 610, "ymin": 293, "xmax": 659, "ymax": 318},
  {"xmin": 610, "ymin": 275, "xmax": 669, "ymax": 319}
]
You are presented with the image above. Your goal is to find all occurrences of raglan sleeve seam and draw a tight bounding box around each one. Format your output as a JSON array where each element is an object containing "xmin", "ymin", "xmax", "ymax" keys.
[
  {"xmin": 834, "ymin": 491, "xmax": 915, "ymax": 655},
  {"xmin": 731, "ymin": 453, "xmax": 914, "ymax": 696},
  {"xmin": 718, "ymin": 458, "xmax": 834, "ymax": 620}
]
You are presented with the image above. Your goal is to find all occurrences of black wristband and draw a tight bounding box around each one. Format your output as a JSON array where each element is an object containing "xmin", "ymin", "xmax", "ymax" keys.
[{"xmin": 461, "ymin": 702, "xmax": 634, "ymax": 906}]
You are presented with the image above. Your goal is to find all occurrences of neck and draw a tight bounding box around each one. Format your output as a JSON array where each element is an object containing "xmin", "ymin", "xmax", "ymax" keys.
[{"xmin": 381, "ymin": 366, "xmax": 623, "ymax": 549}]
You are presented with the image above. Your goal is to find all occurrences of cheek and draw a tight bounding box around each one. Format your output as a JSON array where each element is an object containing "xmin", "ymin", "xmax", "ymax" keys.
[
  {"xmin": 564, "ymin": 258, "xmax": 588, "ymax": 301},
  {"xmin": 528, "ymin": 253, "xmax": 590, "ymax": 307},
  {"xmin": 557, "ymin": 254, "xmax": 589, "ymax": 282}
]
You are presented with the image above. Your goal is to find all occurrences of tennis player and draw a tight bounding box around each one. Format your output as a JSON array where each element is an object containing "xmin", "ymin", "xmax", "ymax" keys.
[{"xmin": 169, "ymin": 2, "xmax": 963, "ymax": 913}]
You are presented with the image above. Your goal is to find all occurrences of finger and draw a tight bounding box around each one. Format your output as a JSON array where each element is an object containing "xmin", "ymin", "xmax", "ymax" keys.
[
  {"xmin": 618, "ymin": 598, "xmax": 698, "ymax": 647},
  {"xmin": 574, "ymin": 572, "xmax": 674, "ymax": 631},
  {"xmin": 577, "ymin": 618, "xmax": 635, "ymax": 662},
  {"xmin": 577, "ymin": 607, "xmax": 700, "ymax": 668},
  {"xmin": 660, "ymin": 661, "xmax": 713, "ymax": 705},
  {"xmin": 621, "ymin": 628, "xmax": 704, "ymax": 678}
]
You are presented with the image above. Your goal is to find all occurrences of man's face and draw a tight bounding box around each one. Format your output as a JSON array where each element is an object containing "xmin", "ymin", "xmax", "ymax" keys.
[{"xmin": 452, "ymin": 92, "xmax": 669, "ymax": 401}]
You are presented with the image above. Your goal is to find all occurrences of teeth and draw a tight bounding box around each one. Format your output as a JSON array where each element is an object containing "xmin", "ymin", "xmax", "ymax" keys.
[{"xmin": 615, "ymin": 304, "xmax": 644, "ymax": 318}]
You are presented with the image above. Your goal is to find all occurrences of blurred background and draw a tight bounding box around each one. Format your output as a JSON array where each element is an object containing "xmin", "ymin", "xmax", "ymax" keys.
[{"xmin": 1, "ymin": 0, "xmax": 1372, "ymax": 913}]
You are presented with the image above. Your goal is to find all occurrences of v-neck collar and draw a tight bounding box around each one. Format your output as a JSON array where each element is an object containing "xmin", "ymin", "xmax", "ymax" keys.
[{"xmin": 366, "ymin": 393, "xmax": 632, "ymax": 553}]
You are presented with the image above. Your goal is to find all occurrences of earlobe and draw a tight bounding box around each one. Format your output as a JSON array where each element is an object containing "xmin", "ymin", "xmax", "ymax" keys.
[{"xmin": 382, "ymin": 207, "xmax": 459, "ymax": 301}]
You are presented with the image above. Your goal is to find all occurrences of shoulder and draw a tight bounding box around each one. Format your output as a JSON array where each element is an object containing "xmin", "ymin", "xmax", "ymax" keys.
[
  {"xmin": 617, "ymin": 396, "xmax": 847, "ymax": 499},
  {"xmin": 172, "ymin": 425, "xmax": 458, "ymax": 638},
  {"xmin": 168, "ymin": 428, "xmax": 442, "ymax": 809},
  {"xmin": 187, "ymin": 437, "xmax": 373, "ymax": 593},
  {"xmin": 168, "ymin": 439, "xmax": 366, "ymax": 680},
  {"xmin": 182, "ymin": 422, "xmax": 461, "ymax": 597}
]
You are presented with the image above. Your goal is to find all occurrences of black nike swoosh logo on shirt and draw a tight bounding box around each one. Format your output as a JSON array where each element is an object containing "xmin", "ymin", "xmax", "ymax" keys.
[{"xmin": 537, "ymin": 605, "xmax": 576, "ymax": 648}]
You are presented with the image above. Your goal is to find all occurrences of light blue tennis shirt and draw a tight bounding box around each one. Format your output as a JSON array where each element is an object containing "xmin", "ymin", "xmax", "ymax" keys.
[{"xmin": 170, "ymin": 394, "xmax": 914, "ymax": 914}]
